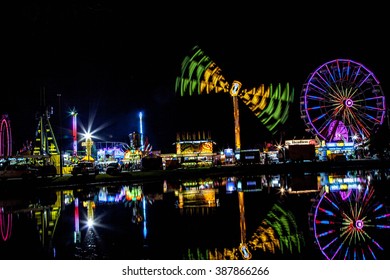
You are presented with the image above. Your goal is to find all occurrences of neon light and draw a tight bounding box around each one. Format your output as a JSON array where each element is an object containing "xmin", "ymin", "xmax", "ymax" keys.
[
  {"xmin": 0, "ymin": 114, "xmax": 12, "ymax": 157},
  {"xmin": 301, "ymin": 59, "xmax": 386, "ymax": 143},
  {"xmin": 143, "ymin": 197, "xmax": 147, "ymax": 239},
  {"xmin": 139, "ymin": 112, "xmax": 143, "ymax": 150},
  {"xmin": 176, "ymin": 45, "xmax": 294, "ymax": 141},
  {"xmin": 71, "ymin": 110, "xmax": 78, "ymax": 156},
  {"xmin": 355, "ymin": 220, "xmax": 364, "ymax": 230},
  {"xmin": 0, "ymin": 207, "xmax": 12, "ymax": 241},
  {"xmin": 74, "ymin": 198, "xmax": 79, "ymax": 232},
  {"xmin": 313, "ymin": 186, "xmax": 390, "ymax": 259}
]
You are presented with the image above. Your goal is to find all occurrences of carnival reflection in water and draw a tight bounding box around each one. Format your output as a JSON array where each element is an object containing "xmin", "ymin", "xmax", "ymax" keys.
[
  {"xmin": 309, "ymin": 172, "xmax": 390, "ymax": 260},
  {"xmin": 0, "ymin": 169, "xmax": 390, "ymax": 260}
]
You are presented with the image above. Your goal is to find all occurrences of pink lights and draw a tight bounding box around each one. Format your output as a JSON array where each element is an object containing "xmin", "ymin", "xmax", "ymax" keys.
[
  {"xmin": 70, "ymin": 109, "xmax": 78, "ymax": 157},
  {"xmin": 355, "ymin": 220, "xmax": 364, "ymax": 230},
  {"xmin": 0, "ymin": 114, "xmax": 12, "ymax": 157},
  {"xmin": 0, "ymin": 207, "xmax": 12, "ymax": 241}
]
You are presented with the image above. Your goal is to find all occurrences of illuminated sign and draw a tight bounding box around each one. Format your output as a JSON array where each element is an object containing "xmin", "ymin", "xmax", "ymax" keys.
[
  {"xmin": 285, "ymin": 139, "xmax": 317, "ymax": 146},
  {"xmin": 179, "ymin": 141, "xmax": 213, "ymax": 154}
]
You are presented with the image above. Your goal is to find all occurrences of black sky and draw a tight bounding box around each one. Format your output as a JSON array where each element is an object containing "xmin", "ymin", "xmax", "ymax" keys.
[{"xmin": 2, "ymin": 2, "xmax": 389, "ymax": 153}]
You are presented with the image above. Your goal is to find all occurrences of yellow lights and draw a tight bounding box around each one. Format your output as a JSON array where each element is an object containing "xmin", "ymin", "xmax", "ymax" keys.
[
  {"xmin": 177, "ymin": 189, "xmax": 216, "ymax": 208},
  {"xmin": 124, "ymin": 186, "xmax": 143, "ymax": 201},
  {"xmin": 176, "ymin": 45, "xmax": 295, "ymax": 145},
  {"xmin": 239, "ymin": 243, "xmax": 252, "ymax": 260},
  {"xmin": 82, "ymin": 200, "xmax": 95, "ymax": 228},
  {"xmin": 81, "ymin": 137, "xmax": 94, "ymax": 161},
  {"xmin": 230, "ymin": 81, "xmax": 242, "ymax": 97}
]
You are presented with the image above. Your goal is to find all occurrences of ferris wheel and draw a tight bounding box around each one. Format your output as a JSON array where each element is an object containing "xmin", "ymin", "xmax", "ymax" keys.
[
  {"xmin": 309, "ymin": 182, "xmax": 390, "ymax": 260},
  {"xmin": 300, "ymin": 59, "xmax": 386, "ymax": 143}
]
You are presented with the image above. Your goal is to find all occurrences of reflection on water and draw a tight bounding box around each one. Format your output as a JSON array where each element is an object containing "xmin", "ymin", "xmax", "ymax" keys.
[
  {"xmin": 309, "ymin": 174, "xmax": 390, "ymax": 260},
  {"xmin": 1, "ymin": 169, "xmax": 390, "ymax": 260}
]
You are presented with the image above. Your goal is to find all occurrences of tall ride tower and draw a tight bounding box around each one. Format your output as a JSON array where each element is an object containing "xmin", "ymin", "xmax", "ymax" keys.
[
  {"xmin": 70, "ymin": 109, "xmax": 78, "ymax": 156},
  {"xmin": 33, "ymin": 89, "xmax": 60, "ymax": 170}
]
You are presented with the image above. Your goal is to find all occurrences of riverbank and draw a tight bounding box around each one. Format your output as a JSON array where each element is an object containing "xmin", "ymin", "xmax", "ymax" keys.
[{"xmin": 1, "ymin": 158, "xmax": 388, "ymax": 191}]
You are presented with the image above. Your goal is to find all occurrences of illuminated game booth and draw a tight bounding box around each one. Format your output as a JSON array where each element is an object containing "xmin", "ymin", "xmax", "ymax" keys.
[{"xmin": 174, "ymin": 131, "xmax": 215, "ymax": 169}]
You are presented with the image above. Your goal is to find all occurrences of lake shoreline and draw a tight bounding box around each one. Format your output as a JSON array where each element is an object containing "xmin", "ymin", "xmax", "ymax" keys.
[{"xmin": 1, "ymin": 158, "xmax": 388, "ymax": 192}]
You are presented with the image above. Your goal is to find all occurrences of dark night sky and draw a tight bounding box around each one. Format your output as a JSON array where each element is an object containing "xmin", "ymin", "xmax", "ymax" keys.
[{"xmin": 2, "ymin": 2, "xmax": 388, "ymax": 154}]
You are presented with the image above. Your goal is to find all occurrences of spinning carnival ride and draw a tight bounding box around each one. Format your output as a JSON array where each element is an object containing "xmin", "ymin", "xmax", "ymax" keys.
[
  {"xmin": 302, "ymin": 59, "xmax": 390, "ymax": 259},
  {"xmin": 0, "ymin": 114, "xmax": 12, "ymax": 157},
  {"xmin": 309, "ymin": 181, "xmax": 390, "ymax": 260},
  {"xmin": 175, "ymin": 46, "xmax": 294, "ymax": 151},
  {"xmin": 0, "ymin": 115, "xmax": 14, "ymax": 240},
  {"xmin": 300, "ymin": 59, "xmax": 386, "ymax": 144}
]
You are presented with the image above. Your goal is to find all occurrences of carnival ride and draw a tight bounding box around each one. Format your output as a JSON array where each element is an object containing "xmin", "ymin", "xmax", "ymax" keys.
[
  {"xmin": 308, "ymin": 175, "xmax": 390, "ymax": 260},
  {"xmin": 189, "ymin": 199, "xmax": 303, "ymax": 260},
  {"xmin": 0, "ymin": 115, "xmax": 12, "ymax": 157},
  {"xmin": 0, "ymin": 207, "xmax": 12, "ymax": 242},
  {"xmin": 175, "ymin": 46, "xmax": 294, "ymax": 151},
  {"xmin": 70, "ymin": 108, "xmax": 78, "ymax": 157},
  {"xmin": 184, "ymin": 179, "xmax": 303, "ymax": 260},
  {"xmin": 300, "ymin": 59, "xmax": 386, "ymax": 144},
  {"xmin": 300, "ymin": 59, "xmax": 390, "ymax": 259},
  {"xmin": 0, "ymin": 94, "xmax": 61, "ymax": 175},
  {"xmin": 33, "ymin": 95, "xmax": 60, "ymax": 158},
  {"xmin": 247, "ymin": 203, "xmax": 303, "ymax": 257}
]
